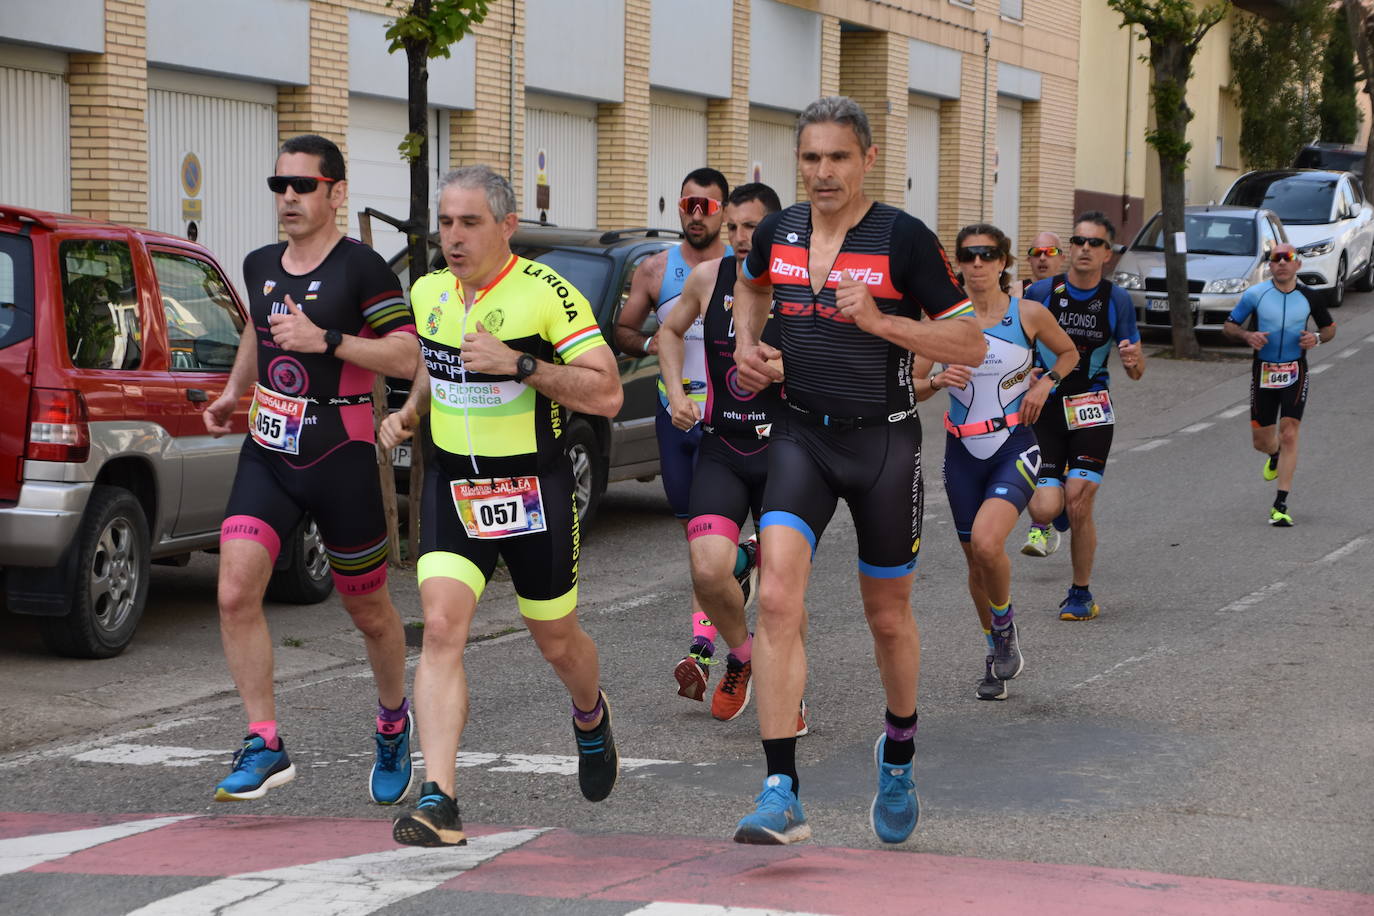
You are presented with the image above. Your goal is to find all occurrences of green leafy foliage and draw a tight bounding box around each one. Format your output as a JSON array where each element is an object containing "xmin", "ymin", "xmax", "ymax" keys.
[
  {"xmin": 385, "ymin": 0, "xmax": 490, "ymax": 59},
  {"xmin": 1231, "ymin": 1, "xmax": 1334, "ymax": 168},
  {"xmin": 1321, "ymin": 4, "xmax": 1361, "ymax": 143},
  {"xmin": 397, "ymin": 131, "xmax": 425, "ymax": 165}
]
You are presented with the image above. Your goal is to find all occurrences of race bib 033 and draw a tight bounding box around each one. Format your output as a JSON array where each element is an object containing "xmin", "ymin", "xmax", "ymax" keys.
[{"xmin": 1063, "ymin": 390, "xmax": 1115, "ymax": 430}]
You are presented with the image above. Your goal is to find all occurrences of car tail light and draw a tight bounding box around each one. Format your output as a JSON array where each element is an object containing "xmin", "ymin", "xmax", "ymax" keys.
[{"xmin": 27, "ymin": 388, "xmax": 90, "ymax": 463}]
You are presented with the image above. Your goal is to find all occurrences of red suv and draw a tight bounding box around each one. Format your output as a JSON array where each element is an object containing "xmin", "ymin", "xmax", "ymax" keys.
[{"xmin": 0, "ymin": 205, "xmax": 331, "ymax": 658}]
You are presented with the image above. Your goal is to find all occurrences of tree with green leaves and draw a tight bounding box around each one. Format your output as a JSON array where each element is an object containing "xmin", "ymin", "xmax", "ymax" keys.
[
  {"xmin": 385, "ymin": 0, "xmax": 490, "ymax": 281},
  {"xmin": 1321, "ymin": 4, "xmax": 1360, "ymax": 144},
  {"xmin": 1230, "ymin": 1, "xmax": 1325, "ymax": 169},
  {"xmin": 1108, "ymin": 0, "xmax": 1229, "ymax": 359}
]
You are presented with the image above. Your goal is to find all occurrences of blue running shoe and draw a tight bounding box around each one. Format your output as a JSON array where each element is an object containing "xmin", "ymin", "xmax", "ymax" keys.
[
  {"xmin": 1058, "ymin": 585, "xmax": 1100, "ymax": 621},
  {"xmin": 370, "ymin": 710, "xmax": 416, "ymax": 805},
  {"xmin": 733, "ymin": 774, "xmax": 811, "ymax": 845},
  {"xmin": 214, "ymin": 735, "xmax": 296, "ymax": 801},
  {"xmin": 870, "ymin": 734, "xmax": 919, "ymax": 843}
]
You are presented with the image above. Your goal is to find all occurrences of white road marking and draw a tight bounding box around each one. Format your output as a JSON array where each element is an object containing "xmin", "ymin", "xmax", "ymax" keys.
[
  {"xmin": 1364, "ymin": 333, "xmax": 1374, "ymax": 344},
  {"xmin": 0, "ymin": 816, "xmax": 198, "ymax": 876},
  {"xmin": 1217, "ymin": 404, "xmax": 1249, "ymax": 419},
  {"xmin": 1309, "ymin": 364, "xmax": 1331, "ymax": 375},
  {"xmin": 1069, "ymin": 646, "xmax": 1172, "ymax": 690},
  {"xmin": 71, "ymin": 744, "xmax": 224, "ymax": 767},
  {"xmin": 1318, "ymin": 536, "xmax": 1368, "ymax": 565},
  {"xmin": 1180, "ymin": 422, "xmax": 1213, "ymax": 434},
  {"xmin": 0, "ymin": 715, "xmax": 214, "ymax": 772},
  {"xmin": 126, "ymin": 828, "xmax": 545, "ymax": 916},
  {"xmin": 626, "ymin": 905, "xmax": 831, "ymax": 916},
  {"xmin": 1216, "ymin": 581, "xmax": 1287, "ymax": 615},
  {"xmin": 1130, "ymin": 439, "xmax": 1170, "ymax": 452},
  {"xmin": 1335, "ymin": 347, "xmax": 1358, "ymax": 359}
]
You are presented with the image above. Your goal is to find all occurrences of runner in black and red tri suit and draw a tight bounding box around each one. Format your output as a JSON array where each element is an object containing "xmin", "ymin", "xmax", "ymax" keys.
[
  {"xmin": 728, "ymin": 97, "xmax": 986, "ymax": 847},
  {"xmin": 202, "ymin": 135, "xmax": 420, "ymax": 807}
]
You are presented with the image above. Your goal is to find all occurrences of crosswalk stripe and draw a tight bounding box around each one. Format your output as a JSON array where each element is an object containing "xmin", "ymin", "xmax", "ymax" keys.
[
  {"xmin": 0, "ymin": 816, "xmax": 199, "ymax": 876},
  {"xmin": 625, "ymin": 904, "xmax": 830, "ymax": 916},
  {"xmin": 125, "ymin": 828, "xmax": 545, "ymax": 916}
]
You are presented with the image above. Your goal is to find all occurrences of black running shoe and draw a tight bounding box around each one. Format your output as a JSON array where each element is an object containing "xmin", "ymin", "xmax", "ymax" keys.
[
  {"xmin": 976, "ymin": 655, "xmax": 1007, "ymax": 701},
  {"xmin": 392, "ymin": 781, "xmax": 466, "ymax": 847},
  {"xmin": 575, "ymin": 690, "xmax": 619, "ymax": 802},
  {"xmin": 990, "ymin": 620, "xmax": 1024, "ymax": 681}
]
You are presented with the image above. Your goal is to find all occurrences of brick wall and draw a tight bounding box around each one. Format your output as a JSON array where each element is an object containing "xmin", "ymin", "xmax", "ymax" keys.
[
  {"xmin": 452, "ymin": 0, "xmax": 525, "ymax": 199},
  {"xmin": 597, "ymin": 0, "xmax": 651, "ymax": 228},
  {"xmin": 276, "ymin": 0, "xmax": 351, "ymax": 230},
  {"xmin": 69, "ymin": 0, "xmax": 149, "ymax": 225},
  {"xmin": 935, "ymin": 52, "xmax": 997, "ymax": 251},
  {"xmin": 838, "ymin": 29, "xmax": 908, "ymax": 208},
  {"xmin": 706, "ymin": 0, "xmax": 751, "ymax": 188}
]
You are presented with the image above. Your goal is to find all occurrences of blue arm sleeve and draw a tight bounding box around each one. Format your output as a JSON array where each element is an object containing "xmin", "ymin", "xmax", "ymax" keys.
[
  {"xmin": 1110, "ymin": 287, "xmax": 1140, "ymax": 343},
  {"xmin": 1227, "ymin": 287, "xmax": 1259, "ymax": 325}
]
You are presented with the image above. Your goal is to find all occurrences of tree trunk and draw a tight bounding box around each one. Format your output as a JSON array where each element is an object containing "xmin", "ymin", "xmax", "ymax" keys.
[
  {"xmin": 405, "ymin": 34, "xmax": 431, "ymax": 286},
  {"xmin": 1152, "ymin": 40, "xmax": 1202, "ymax": 359}
]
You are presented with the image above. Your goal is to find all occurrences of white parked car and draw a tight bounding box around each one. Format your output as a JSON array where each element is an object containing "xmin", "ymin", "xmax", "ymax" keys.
[
  {"xmin": 1222, "ymin": 169, "xmax": 1374, "ymax": 307},
  {"xmin": 1112, "ymin": 205, "xmax": 1287, "ymax": 331}
]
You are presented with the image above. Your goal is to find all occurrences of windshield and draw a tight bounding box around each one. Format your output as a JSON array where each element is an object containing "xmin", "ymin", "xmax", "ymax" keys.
[
  {"xmin": 510, "ymin": 246, "xmax": 612, "ymax": 310},
  {"xmin": 1224, "ymin": 175, "xmax": 1335, "ymax": 224},
  {"xmin": 1132, "ymin": 213, "xmax": 1257, "ymax": 256}
]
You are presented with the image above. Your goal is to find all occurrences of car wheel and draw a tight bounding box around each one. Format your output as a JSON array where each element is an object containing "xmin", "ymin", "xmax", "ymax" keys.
[
  {"xmin": 265, "ymin": 514, "xmax": 335, "ymax": 604},
  {"xmin": 564, "ymin": 417, "xmax": 607, "ymax": 528},
  {"xmin": 1332, "ymin": 255, "xmax": 1347, "ymax": 307},
  {"xmin": 1354, "ymin": 246, "xmax": 1374, "ymax": 292},
  {"xmin": 39, "ymin": 485, "xmax": 150, "ymax": 659}
]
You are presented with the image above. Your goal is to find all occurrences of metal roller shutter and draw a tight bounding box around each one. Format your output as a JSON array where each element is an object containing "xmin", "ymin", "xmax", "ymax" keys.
[
  {"xmin": 524, "ymin": 94, "xmax": 598, "ymax": 229},
  {"xmin": 648, "ymin": 92, "xmax": 708, "ymax": 229},
  {"xmin": 906, "ymin": 97, "xmax": 940, "ymax": 228},
  {"xmin": 993, "ymin": 99, "xmax": 1023, "ymax": 256},
  {"xmin": 347, "ymin": 96, "xmax": 445, "ymax": 260},
  {"xmin": 0, "ymin": 64, "xmax": 69, "ymax": 212},
  {"xmin": 748, "ymin": 108, "xmax": 797, "ymax": 207}
]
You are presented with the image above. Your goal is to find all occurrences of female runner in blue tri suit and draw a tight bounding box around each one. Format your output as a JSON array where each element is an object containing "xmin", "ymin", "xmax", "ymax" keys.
[{"xmin": 914, "ymin": 224, "xmax": 1077, "ymax": 701}]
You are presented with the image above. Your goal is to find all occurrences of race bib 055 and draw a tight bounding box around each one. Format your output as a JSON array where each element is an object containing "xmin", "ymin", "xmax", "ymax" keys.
[{"xmin": 249, "ymin": 384, "xmax": 308, "ymax": 455}]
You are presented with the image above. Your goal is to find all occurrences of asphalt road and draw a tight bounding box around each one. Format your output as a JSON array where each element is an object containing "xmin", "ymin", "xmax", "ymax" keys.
[{"xmin": 2, "ymin": 295, "xmax": 1372, "ymax": 914}]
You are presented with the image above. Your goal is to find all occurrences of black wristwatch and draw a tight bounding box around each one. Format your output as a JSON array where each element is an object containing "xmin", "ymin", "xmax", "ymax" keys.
[
  {"xmin": 323, "ymin": 328, "xmax": 343, "ymax": 357},
  {"xmin": 513, "ymin": 353, "xmax": 538, "ymax": 381},
  {"xmin": 1046, "ymin": 369, "xmax": 1063, "ymax": 386}
]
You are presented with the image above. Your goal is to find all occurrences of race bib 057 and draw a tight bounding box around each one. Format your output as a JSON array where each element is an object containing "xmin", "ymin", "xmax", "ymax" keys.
[{"xmin": 450, "ymin": 476, "xmax": 547, "ymax": 539}]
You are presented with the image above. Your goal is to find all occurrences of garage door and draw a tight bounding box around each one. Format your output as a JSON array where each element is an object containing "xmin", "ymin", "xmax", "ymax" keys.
[
  {"xmin": 525, "ymin": 93, "xmax": 597, "ymax": 229},
  {"xmin": 147, "ymin": 74, "xmax": 277, "ymax": 292},
  {"xmin": 0, "ymin": 58, "xmax": 69, "ymax": 212},
  {"xmin": 906, "ymin": 96, "xmax": 940, "ymax": 229},
  {"xmin": 748, "ymin": 108, "xmax": 797, "ymax": 207},
  {"xmin": 347, "ymin": 96, "xmax": 445, "ymax": 261},
  {"xmin": 993, "ymin": 99, "xmax": 1023, "ymax": 256},
  {"xmin": 648, "ymin": 92, "xmax": 708, "ymax": 229}
]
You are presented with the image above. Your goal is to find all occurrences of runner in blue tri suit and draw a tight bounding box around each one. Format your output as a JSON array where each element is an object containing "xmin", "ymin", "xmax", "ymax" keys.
[
  {"xmin": 1020, "ymin": 212, "xmax": 1145, "ymax": 621},
  {"xmin": 914, "ymin": 224, "xmax": 1077, "ymax": 701},
  {"xmin": 1222, "ymin": 242, "xmax": 1336, "ymax": 526},
  {"xmin": 614, "ymin": 168, "xmax": 759, "ymax": 698}
]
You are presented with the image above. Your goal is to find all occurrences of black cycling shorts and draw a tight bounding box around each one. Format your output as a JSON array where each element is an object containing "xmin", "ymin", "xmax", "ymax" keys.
[
  {"xmin": 942, "ymin": 427, "xmax": 1040, "ymax": 542},
  {"xmin": 416, "ymin": 455, "xmax": 580, "ymax": 620},
  {"xmin": 759, "ymin": 414, "xmax": 924, "ymax": 577},
  {"xmin": 1032, "ymin": 397, "xmax": 1114, "ymax": 487},
  {"xmin": 686, "ymin": 432, "xmax": 769, "ymax": 544},
  {"xmin": 221, "ymin": 439, "xmax": 389, "ymax": 596},
  {"xmin": 1250, "ymin": 359, "xmax": 1309, "ymax": 426}
]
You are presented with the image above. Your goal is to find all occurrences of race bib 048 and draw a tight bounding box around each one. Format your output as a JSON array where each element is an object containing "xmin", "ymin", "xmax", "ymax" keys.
[
  {"xmin": 1260, "ymin": 360, "xmax": 1299, "ymax": 389},
  {"xmin": 450, "ymin": 476, "xmax": 547, "ymax": 539},
  {"xmin": 1063, "ymin": 390, "xmax": 1115, "ymax": 430},
  {"xmin": 249, "ymin": 383, "xmax": 308, "ymax": 454}
]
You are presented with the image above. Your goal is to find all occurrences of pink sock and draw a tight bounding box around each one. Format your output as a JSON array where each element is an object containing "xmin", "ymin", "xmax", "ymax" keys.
[
  {"xmin": 730, "ymin": 634, "xmax": 753, "ymax": 664},
  {"xmin": 692, "ymin": 614, "xmax": 719, "ymax": 645},
  {"xmin": 249, "ymin": 720, "xmax": 279, "ymax": 749},
  {"xmin": 377, "ymin": 697, "xmax": 410, "ymax": 735}
]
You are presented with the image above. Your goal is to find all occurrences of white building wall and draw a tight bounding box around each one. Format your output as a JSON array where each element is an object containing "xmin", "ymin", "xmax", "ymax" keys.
[{"xmin": 0, "ymin": 48, "xmax": 69, "ymax": 212}]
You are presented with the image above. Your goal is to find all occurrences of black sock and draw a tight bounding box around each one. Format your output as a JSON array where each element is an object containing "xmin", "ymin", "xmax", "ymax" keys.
[
  {"xmin": 1275, "ymin": 489, "xmax": 1289, "ymax": 510},
  {"xmin": 762, "ymin": 737, "xmax": 799, "ymax": 794},
  {"xmin": 882, "ymin": 709, "xmax": 917, "ymax": 765},
  {"xmin": 1268, "ymin": 450, "xmax": 1280, "ymax": 467}
]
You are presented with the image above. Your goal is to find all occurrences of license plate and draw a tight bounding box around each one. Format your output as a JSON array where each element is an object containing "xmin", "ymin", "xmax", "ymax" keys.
[
  {"xmin": 392, "ymin": 443, "xmax": 411, "ymax": 468},
  {"xmin": 1147, "ymin": 298, "xmax": 1169, "ymax": 312}
]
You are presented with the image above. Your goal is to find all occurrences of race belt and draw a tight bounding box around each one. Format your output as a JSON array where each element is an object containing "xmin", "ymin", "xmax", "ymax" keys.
[
  {"xmin": 944, "ymin": 411, "xmax": 1021, "ymax": 439},
  {"xmin": 787, "ymin": 401, "xmax": 914, "ymax": 430}
]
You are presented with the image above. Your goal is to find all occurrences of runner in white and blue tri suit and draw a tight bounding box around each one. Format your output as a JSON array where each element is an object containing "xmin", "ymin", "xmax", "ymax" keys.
[
  {"xmin": 914, "ymin": 224, "xmax": 1077, "ymax": 702},
  {"xmin": 1222, "ymin": 242, "xmax": 1335, "ymax": 526},
  {"xmin": 1019, "ymin": 212, "xmax": 1145, "ymax": 622}
]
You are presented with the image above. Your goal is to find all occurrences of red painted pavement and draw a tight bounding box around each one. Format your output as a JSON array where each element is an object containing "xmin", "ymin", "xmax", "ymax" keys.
[{"xmin": 5, "ymin": 813, "xmax": 1372, "ymax": 915}]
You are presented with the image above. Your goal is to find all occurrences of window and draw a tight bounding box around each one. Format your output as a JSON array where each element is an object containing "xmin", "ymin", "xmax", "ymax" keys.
[
  {"xmin": 150, "ymin": 250, "xmax": 244, "ymax": 371},
  {"xmin": 0, "ymin": 235, "xmax": 34, "ymax": 350},
  {"xmin": 1000, "ymin": 0, "xmax": 1023, "ymax": 19},
  {"xmin": 60, "ymin": 239, "xmax": 140, "ymax": 370}
]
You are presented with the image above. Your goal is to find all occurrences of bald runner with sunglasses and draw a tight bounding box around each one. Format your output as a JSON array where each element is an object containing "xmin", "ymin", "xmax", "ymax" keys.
[
  {"xmin": 1223, "ymin": 243, "xmax": 1335, "ymax": 526},
  {"xmin": 615, "ymin": 168, "xmax": 759, "ymax": 705},
  {"xmin": 203, "ymin": 134, "xmax": 420, "ymax": 805},
  {"xmin": 1023, "ymin": 232, "xmax": 1066, "ymax": 290},
  {"xmin": 1020, "ymin": 212, "xmax": 1144, "ymax": 622}
]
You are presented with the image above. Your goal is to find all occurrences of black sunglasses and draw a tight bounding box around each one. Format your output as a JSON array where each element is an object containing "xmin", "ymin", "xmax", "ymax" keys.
[
  {"xmin": 1069, "ymin": 235, "xmax": 1110, "ymax": 249},
  {"xmin": 267, "ymin": 175, "xmax": 339, "ymax": 195},
  {"xmin": 956, "ymin": 245, "xmax": 1002, "ymax": 263}
]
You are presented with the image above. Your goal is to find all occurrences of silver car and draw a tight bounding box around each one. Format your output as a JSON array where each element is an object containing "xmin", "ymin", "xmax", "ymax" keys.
[
  {"xmin": 1112, "ymin": 205, "xmax": 1287, "ymax": 332},
  {"xmin": 1222, "ymin": 169, "xmax": 1374, "ymax": 307}
]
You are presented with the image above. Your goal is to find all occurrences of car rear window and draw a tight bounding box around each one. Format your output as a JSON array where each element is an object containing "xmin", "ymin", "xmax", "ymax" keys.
[
  {"xmin": 1225, "ymin": 176, "xmax": 1336, "ymax": 225},
  {"xmin": 60, "ymin": 238, "xmax": 142, "ymax": 370},
  {"xmin": 0, "ymin": 234, "xmax": 34, "ymax": 350},
  {"xmin": 511, "ymin": 247, "xmax": 611, "ymax": 309}
]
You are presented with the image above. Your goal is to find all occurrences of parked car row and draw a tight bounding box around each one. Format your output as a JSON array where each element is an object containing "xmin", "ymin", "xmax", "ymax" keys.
[{"xmin": 1113, "ymin": 168, "xmax": 1374, "ymax": 330}]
